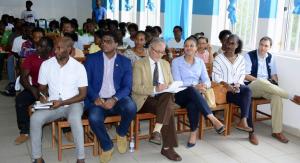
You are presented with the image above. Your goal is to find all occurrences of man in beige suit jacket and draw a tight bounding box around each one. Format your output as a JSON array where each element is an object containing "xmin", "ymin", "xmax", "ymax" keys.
[{"xmin": 132, "ymin": 38, "xmax": 182, "ymax": 161}]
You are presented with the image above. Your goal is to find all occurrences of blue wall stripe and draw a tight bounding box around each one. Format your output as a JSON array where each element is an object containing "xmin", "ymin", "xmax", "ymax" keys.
[
  {"xmin": 163, "ymin": 0, "xmax": 182, "ymax": 40},
  {"xmin": 192, "ymin": 0, "xmax": 219, "ymax": 15},
  {"xmin": 119, "ymin": 0, "xmax": 123, "ymax": 11},
  {"xmin": 259, "ymin": 0, "xmax": 278, "ymax": 18},
  {"xmin": 137, "ymin": 0, "xmax": 145, "ymax": 12},
  {"xmin": 161, "ymin": 0, "xmax": 165, "ymax": 13}
]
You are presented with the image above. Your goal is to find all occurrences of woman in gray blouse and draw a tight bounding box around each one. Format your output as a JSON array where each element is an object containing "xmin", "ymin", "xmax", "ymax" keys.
[{"xmin": 124, "ymin": 31, "xmax": 149, "ymax": 65}]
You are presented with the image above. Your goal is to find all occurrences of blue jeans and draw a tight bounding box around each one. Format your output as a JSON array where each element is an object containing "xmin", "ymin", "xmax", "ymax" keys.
[
  {"xmin": 88, "ymin": 96, "xmax": 137, "ymax": 151},
  {"xmin": 7, "ymin": 55, "xmax": 15, "ymax": 83},
  {"xmin": 175, "ymin": 87, "xmax": 213, "ymax": 131},
  {"xmin": 227, "ymin": 85, "xmax": 253, "ymax": 128}
]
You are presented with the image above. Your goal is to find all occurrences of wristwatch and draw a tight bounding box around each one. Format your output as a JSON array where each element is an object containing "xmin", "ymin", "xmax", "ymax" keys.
[{"xmin": 112, "ymin": 96, "xmax": 118, "ymax": 102}]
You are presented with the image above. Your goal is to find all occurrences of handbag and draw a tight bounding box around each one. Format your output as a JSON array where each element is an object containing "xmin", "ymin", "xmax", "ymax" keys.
[
  {"xmin": 211, "ymin": 82, "xmax": 227, "ymax": 105},
  {"xmin": 203, "ymin": 88, "xmax": 217, "ymax": 108}
]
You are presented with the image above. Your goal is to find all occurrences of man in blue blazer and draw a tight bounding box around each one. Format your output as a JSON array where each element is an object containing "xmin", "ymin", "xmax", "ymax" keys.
[{"xmin": 84, "ymin": 32, "xmax": 136, "ymax": 163}]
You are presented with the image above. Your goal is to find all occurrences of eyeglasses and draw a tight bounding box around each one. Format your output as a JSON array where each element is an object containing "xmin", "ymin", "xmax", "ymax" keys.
[{"xmin": 151, "ymin": 47, "xmax": 166, "ymax": 55}]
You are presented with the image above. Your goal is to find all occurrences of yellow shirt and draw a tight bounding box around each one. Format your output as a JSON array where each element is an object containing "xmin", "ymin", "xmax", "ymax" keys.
[{"xmin": 89, "ymin": 43, "xmax": 101, "ymax": 54}]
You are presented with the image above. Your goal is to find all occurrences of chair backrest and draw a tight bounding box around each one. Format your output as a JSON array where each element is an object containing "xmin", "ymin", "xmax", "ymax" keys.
[{"xmin": 74, "ymin": 57, "xmax": 86, "ymax": 63}]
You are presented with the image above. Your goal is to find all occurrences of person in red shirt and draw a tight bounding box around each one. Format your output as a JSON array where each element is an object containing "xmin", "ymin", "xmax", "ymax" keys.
[{"xmin": 14, "ymin": 37, "xmax": 54, "ymax": 145}]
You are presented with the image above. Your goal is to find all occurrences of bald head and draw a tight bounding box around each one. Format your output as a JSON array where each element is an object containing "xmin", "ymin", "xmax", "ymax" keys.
[
  {"xmin": 55, "ymin": 37, "xmax": 74, "ymax": 61},
  {"xmin": 62, "ymin": 37, "xmax": 74, "ymax": 48}
]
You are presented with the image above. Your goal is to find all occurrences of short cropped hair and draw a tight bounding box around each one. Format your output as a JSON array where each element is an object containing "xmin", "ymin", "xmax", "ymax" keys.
[
  {"xmin": 101, "ymin": 31, "xmax": 119, "ymax": 43},
  {"xmin": 259, "ymin": 36, "xmax": 272, "ymax": 46},
  {"xmin": 149, "ymin": 38, "xmax": 166, "ymax": 48},
  {"xmin": 173, "ymin": 26, "xmax": 183, "ymax": 32}
]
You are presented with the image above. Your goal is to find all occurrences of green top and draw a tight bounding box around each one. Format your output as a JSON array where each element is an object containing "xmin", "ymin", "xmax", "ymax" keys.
[{"xmin": 0, "ymin": 30, "xmax": 12, "ymax": 46}]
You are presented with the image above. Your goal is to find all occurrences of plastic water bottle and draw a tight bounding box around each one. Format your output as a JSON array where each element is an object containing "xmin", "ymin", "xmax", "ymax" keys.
[{"xmin": 129, "ymin": 136, "xmax": 135, "ymax": 153}]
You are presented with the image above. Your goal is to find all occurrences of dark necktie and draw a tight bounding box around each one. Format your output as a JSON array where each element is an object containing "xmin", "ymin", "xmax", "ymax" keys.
[{"xmin": 153, "ymin": 62, "xmax": 159, "ymax": 86}]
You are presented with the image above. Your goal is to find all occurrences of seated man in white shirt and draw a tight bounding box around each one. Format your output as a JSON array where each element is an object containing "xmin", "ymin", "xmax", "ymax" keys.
[
  {"xmin": 244, "ymin": 36, "xmax": 300, "ymax": 144},
  {"xmin": 30, "ymin": 37, "xmax": 87, "ymax": 163},
  {"xmin": 166, "ymin": 26, "xmax": 184, "ymax": 52}
]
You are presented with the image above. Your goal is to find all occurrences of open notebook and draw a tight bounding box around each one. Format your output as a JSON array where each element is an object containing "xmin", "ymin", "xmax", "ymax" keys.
[{"xmin": 33, "ymin": 101, "xmax": 53, "ymax": 110}]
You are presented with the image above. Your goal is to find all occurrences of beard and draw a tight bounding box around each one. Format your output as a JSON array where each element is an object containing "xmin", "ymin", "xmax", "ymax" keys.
[{"xmin": 56, "ymin": 54, "xmax": 69, "ymax": 61}]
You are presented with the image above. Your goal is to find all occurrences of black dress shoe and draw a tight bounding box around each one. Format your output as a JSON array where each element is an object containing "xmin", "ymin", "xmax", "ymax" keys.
[
  {"xmin": 1, "ymin": 90, "xmax": 15, "ymax": 97},
  {"xmin": 187, "ymin": 142, "xmax": 196, "ymax": 148}
]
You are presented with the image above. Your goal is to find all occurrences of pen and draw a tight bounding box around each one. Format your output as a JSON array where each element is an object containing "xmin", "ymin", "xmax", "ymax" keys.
[{"xmin": 39, "ymin": 92, "xmax": 47, "ymax": 100}]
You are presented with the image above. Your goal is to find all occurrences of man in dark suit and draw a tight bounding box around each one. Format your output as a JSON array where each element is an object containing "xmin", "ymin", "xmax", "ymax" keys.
[{"xmin": 84, "ymin": 32, "xmax": 137, "ymax": 163}]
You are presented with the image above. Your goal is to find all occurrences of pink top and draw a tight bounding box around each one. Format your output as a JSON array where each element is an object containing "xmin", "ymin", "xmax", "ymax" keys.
[{"xmin": 196, "ymin": 50, "xmax": 209, "ymax": 63}]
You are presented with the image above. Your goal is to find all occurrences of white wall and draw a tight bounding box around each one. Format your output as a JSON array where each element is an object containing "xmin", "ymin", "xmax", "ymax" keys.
[
  {"xmin": 274, "ymin": 54, "xmax": 300, "ymax": 136},
  {"xmin": 191, "ymin": 14, "xmax": 224, "ymax": 45},
  {"xmin": 0, "ymin": 0, "xmax": 91, "ymax": 27},
  {"xmin": 257, "ymin": 54, "xmax": 300, "ymax": 137}
]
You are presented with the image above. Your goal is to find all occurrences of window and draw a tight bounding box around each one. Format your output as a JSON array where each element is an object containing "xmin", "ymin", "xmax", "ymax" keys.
[
  {"xmin": 232, "ymin": 0, "xmax": 259, "ymax": 50},
  {"xmin": 282, "ymin": 0, "xmax": 300, "ymax": 53},
  {"xmin": 106, "ymin": 0, "xmax": 161, "ymax": 31}
]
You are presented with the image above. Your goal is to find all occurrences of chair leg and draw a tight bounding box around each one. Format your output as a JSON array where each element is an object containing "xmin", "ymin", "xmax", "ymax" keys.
[
  {"xmin": 51, "ymin": 122, "xmax": 56, "ymax": 149},
  {"xmin": 150, "ymin": 118, "xmax": 155, "ymax": 132},
  {"xmin": 224, "ymin": 105, "xmax": 229, "ymax": 136},
  {"xmin": 84, "ymin": 125, "xmax": 88, "ymax": 142},
  {"xmin": 93, "ymin": 133, "xmax": 99, "ymax": 156},
  {"xmin": 58, "ymin": 124, "xmax": 62, "ymax": 161},
  {"xmin": 176, "ymin": 115, "xmax": 180, "ymax": 131},
  {"xmin": 135, "ymin": 117, "xmax": 139, "ymax": 150},
  {"xmin": 198, "ymin": 115, "xmax": 205, "ymax": 139},
  {"xmin": 227, "ymin": 104, "xmax": 233, "ymax": 135},
  {"xmin": 129, "ymin": 121, "xmax": 134, "ymax": 149},
  {"xmin": 252, "ymin": 102, "xmax": 257, "ymax": 122},
  {"xmin": 183, "ymin": 114, "xmax": 187, "ymax": 131}
]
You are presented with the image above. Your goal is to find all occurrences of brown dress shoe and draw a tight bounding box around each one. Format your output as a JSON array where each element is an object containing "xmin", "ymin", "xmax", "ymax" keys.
[
  {"xmin": 291, "ymin": 95, "xmax": 300, "ymax": 105},
  {"xmin": 161, "ymin": 148, "xmax": 182, "ymax": 161},
  {"xmin": 272, "ymin": 133, "xmax": 289, "ymax": 143},
  {"xmin": 249, "ymin": 133, "xmax": 259, "ymax": 145},
  {"xmin": 76, "ymin": 159, "xmax": 85, "ymax": 163},
  {"xmin": 149, "ymin": 131, "xmax": 161, "ymax": 145},
  {"xmin": 15, "ymin": 134, "xmax": 29, "ymax": 145}
]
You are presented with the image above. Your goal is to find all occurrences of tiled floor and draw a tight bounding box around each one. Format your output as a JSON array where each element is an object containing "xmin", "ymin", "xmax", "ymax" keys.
[{"xmin": 1, "ymin": 80, "xmax": 300, "ymax": 163}]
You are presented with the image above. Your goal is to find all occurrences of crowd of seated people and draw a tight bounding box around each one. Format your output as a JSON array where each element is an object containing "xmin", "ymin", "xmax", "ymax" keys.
[{"xmin": 2, "ymin": 9, "xmax": 300, "ymax": 163}]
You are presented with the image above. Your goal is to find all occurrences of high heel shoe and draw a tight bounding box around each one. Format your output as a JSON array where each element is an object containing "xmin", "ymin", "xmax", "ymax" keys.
[{"xmin": 215, "ymin": 125, "xmax": 225, "ymax": 134}]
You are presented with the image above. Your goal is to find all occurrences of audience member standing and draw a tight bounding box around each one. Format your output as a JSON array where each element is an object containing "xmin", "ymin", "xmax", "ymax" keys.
[{"xmin": 21, "ymin": 1, "xmax": 37, "ymax": 23}]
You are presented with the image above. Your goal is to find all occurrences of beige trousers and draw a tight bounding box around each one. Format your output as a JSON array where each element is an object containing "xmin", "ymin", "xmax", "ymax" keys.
[{"xmin": 248, "ymin": 79, "xmax": 289, "ymax": 133}]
